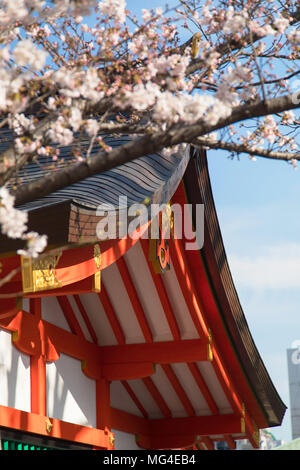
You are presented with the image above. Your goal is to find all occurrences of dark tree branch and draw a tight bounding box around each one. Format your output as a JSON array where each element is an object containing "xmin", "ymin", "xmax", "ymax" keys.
[
  {"xmin": 12, "ymin": 92, "xmax": 300, "ymax": 206},
  {"xmin": 192, "ymin": 137, "xmax": 300, "ymax": 162}
]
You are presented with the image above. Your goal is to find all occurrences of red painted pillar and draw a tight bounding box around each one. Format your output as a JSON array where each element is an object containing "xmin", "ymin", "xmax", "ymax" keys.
[
  {"xmin": 96, "ymin": 378, "xmax": 114, "ymax": 449},
  {"xmin": 30, "ymin": 298, "xmax": 46, "ymax": 416}
]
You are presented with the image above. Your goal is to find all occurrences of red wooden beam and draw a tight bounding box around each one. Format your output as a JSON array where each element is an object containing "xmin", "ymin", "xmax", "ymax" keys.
[
  {"xmin": 0, "ymin": 404, "xmax": 112, "ymax": 449},
  {"xmin": 110, "ymin": 408, "xmax": 243, "ymax": 441},
  {"xmin": 149, "ymin": 413, "xmax": 242, "ymax": 437},
  {"xmin": 139, "ymin": 238, "xmax": 181, "ymax": 341},
  {"xmin": 187, "ymin": 363, "xmax": 219, "ymax": 415},
  {"xmin": 0, "ymin": 297, "xmax": 22, "ymax": 319},
  {"xmin": 98, "ymin": 285, "xmax": 126, "ymax": 345},
  {"xmin": 0, "ymin": 311, "xmax": 209, "ymax": 380},
  {"xmin": 73, "ymin": 294, "xmax": 98, "ymax": 344},
  {"xmin": 56, "ymin": 295, "xmax": 85, "ymax": 338},
  {"xmin": 117, "ymin": 256, "xmax": 153, "ymax": 343},
  {"xmin": 161, "ymin": 364, "xmax": 195, "ymax": 417},
  {"xmin": 121, "ymin": 381, "xmax": 149, "ymax": 419},
  {"xmin": 110, "ymin": 407, "xmax": 149, "ymax": 435},
  {"xmin": 44, "ymin": 320, "xmax": 205, "ymax": 380},
  {"xmin": 142, "ymin": 377, "xmax": 172, "ymax": 418},
  {"xmin": 102, "ymin": 362, "xmax": 155, "ymax": 381},
  {"xmin": 136, "ymin": 434, "xmax": 195, "ymax": 450},
  {"xmin": 23, "ymin": 276, "xmax": 95, "ymax": 298},
  {"xmin": 100, "ymin": 338, "xmax": 209, "ymax": 365}
]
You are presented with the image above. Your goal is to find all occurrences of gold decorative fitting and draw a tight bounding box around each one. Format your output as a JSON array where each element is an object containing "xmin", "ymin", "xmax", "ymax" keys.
[
  {"xmin": 207, "ymin": 328, "xmax": 213, "ymax": 361},
  {"xmin": 252, "ymin": 422, "xmax": 260, "ymax": 447},
  {"xmin": 109, "ymin": 434, "xmax": 115, "ymax": 447},
  {"xmin": 12, "ymin": 331, "xmax": 18, "ymax": 343},
  {"xmin": 45, "ymin": 417, "xmax": 53, "ymax": 433},
  {"xmin": 149, "ymin": 204, "xmax": 171, "ymax": 274},
  {"xmin": 93, "ymin": 244, "xmax": 101, "ymax": 292},
  {"xmin": 94, "ymin": 244, "xmax": 101, "ymax": 269},
  {"xmin": 241, "ymin": 417, "xmax": 246, "ymax": 434},
  {"xmin": 240, "ymin": 403, "xmax": 246, "ymax": 433},
  {"xmin": 21, "ymin": 252, "xmax": 62, "ymax": 293},
  {"xmin": 207, "ymin": 343, "xmax": 213, "ymax": 362}
]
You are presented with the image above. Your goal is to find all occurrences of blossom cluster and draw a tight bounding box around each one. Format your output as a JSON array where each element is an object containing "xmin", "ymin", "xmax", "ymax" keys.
[
  {"xmin": 0, "ymin": 0, "xmax": 299, "ymax": 255},
  {"xmin": 0, "ymin": 187, "xmax": 47, "ymax": 257}
]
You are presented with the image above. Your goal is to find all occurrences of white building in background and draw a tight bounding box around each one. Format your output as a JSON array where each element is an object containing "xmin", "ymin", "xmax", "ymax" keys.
[
  {"xmin": 287, "ymin": 341, "xmax": 300, "ymax": 440},
  {"xmin": 236, "ymin": 430, "xmax": 284, "ymax": 450}
]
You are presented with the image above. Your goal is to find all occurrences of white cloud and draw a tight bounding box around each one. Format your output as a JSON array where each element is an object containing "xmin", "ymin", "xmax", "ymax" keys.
[{"xmin": 228, "ymin": 243, "xmax": 300, "ymax": 290}]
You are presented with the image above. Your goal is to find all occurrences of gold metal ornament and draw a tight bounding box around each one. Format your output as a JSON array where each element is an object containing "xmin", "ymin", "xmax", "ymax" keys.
[
  {"xmin": 252, "ymin": 423, "xmax": 260, "ymax": 447},
  {"xmin": 93, "ymin": 244, "xmax": 101, "ymax": 292},
  {"xmin": 21, "ymin": 252, "xmax": 62, "ymax": 293},
  {"xmin": 207, "ymin": 328, "xmax": 213, "ymax": 361},
  {"xmin": 109, "ymin": 434, "xmax": 115, "ymax": 447},
  {"xmin": 149, "ymin": 204, "xmax": 171, "ymax": 274},
  {"xmin": 240, "ymin": 403, "xmax": 246, "ymax": 433},
  {"xmin": 45, "ymin": 417, "xmax": 53, "ymax": 433}
]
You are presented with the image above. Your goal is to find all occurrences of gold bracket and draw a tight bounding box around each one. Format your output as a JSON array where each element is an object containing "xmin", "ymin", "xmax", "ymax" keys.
[
  {"xmin": 109, "ymin": 434, "xmax": 115, "ymax": 447},
  {"xmin": 149, "ymin": 204, "xmax": 171, "ymax": 274},
  {"xmin": 92, "ymin": 244, "xmax": 101, "ymax": 292},
  {"xmin": 45, "ymin": 417, "xmax": 53, "ymax": 433},
  {"xmin": 207, "ymin": 328, "xmax": 213, "ymax": 361},
  {"xmin": 241, "ymin": 403, "xmax": 246, "ymax": 433},
  {"xmin": 21, "ymin": 252, "xmax": 62, "ymax": 293},
  {"xmin": 252, "ymin": 422, "xmax": 260, "ymax": 447}
]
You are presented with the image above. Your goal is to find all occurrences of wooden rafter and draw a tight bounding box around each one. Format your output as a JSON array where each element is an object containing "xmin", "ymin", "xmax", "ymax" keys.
[
  {"xmin": 187, "ymin": 362, "xmax": 219, "ymax": 415},
  {"xmin": 121, "ymin": 381, "xmax": 149, "ymax": 419},
  {"xmin": 116, "ymin": 256, "xmax": 153, "ymax": 343},
  {"xmin": 139, "ymin": 238, "xmax": 181, "ymax": 341},
  {"xmin": 98, "ymin": 285, "xmax": 126, "ymax": 345},
  {"xmin": 142, "ymin": 376, "xmax": 172, "ymax": 418},
  {"xmin": 56, "ymin": 295, "xmax": 85, "ymax": 338},
  {"xmin": 73, "ymin": 294, "xmax": 98, "ymax": 344},
  {"xmin": 161, "ymin": 364, "xmax": 195, "ymax": 417}
]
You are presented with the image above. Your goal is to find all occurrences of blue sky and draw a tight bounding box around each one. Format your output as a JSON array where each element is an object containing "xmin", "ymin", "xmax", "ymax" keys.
[{"xmin": 207, "ymin": 151, "xmax": 300, "ymax": 443}]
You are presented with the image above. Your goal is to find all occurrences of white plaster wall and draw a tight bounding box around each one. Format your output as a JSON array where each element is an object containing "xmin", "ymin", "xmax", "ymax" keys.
[
  {"xmin": 112, "ymin": 429, "xmax": 141, "ymax": 450},
  {"xmin": 46, "ymin": 353, "xmax": 96, "ymax": 427},
  {"xmin": 42, "ymin": 297, "xmax": 71, "ymax": 331},
  {"xmin": 0, "ymin": 328, "xmax": 31, "ymax": 412}
]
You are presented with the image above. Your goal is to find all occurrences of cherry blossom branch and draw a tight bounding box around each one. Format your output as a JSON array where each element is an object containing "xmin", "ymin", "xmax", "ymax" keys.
[
  {"xmin": 192, "ymin": 137, "xmax": 300, "ymax": 163},
  {"xmin": 11, "ymin": 91, "xmax": 300, "ymax": 207},
  {"xmin": 185, "ymin": 6, "xmax": 300, "ymax": 76}
]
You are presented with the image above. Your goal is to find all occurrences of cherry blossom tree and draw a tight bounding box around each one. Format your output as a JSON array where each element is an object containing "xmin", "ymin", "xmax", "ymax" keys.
[{"xmin": 0, "ymin": 0, "xmax": 300, "ymax": 258}]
